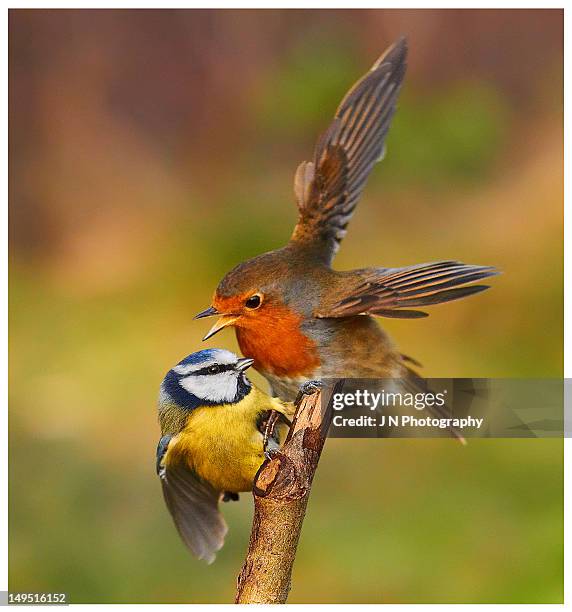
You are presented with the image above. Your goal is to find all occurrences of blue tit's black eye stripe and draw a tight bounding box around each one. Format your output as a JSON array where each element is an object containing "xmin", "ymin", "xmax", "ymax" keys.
[{"xmin": 193, "ymin": 363, "xmax": 236, "ymax": 376}]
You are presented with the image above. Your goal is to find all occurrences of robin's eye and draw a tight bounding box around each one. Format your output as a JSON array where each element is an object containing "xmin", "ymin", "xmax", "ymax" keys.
[
  {"xmin": 245, "ymin": 294, "xmax": 262, "ymax": 310},
  {"xmin": 207, "ymin": 364, "xmax": 221, "ymax": 375}
]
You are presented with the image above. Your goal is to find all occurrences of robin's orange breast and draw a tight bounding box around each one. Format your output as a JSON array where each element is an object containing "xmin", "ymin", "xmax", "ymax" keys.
[{"xmin": 235, "ymin": 304, "xmax": 320, "ymax": 378}]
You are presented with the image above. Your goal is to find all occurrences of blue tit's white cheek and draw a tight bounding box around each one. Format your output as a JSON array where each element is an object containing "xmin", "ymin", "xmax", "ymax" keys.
[{"xmin": 179, "ymin": 373, "xmax": 238, "ymax": 403}]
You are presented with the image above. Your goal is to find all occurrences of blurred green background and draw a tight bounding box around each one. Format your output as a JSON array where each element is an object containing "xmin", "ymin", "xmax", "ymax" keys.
[{"xmin": 9, "ymin": 9, "xmax": 563, "ymax": 603}]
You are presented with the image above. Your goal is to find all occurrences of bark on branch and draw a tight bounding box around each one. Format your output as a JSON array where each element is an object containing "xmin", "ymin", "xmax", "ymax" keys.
[{"xmin": 235, "ymin": 382, "xmax": 339, "ymax": 604}]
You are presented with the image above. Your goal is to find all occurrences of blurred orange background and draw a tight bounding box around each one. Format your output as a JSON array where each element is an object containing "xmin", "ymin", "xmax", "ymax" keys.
[{"xmin": 9, "ymin": 9, "xmax": 563, "ymax": 603}]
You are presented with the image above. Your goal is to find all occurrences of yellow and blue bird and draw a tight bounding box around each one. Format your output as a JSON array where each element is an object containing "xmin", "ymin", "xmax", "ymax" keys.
[{"xmin": 156, "ymin": 348, "xmax": 295, "ymax": 563}]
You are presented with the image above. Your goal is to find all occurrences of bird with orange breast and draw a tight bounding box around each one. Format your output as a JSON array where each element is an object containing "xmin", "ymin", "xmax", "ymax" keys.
[{"xmin": 194, "ymin": 38, "xmax": 498, "ymax": 425}]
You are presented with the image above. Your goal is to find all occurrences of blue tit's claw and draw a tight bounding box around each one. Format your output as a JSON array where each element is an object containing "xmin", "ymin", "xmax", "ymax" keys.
[
  {"xmin": 264, "ymin": 448, "xmax": 282, "ymax": 461},
  {"xmin": 262, "ymin": 410, "xmax": 280, "ymax": 451}
]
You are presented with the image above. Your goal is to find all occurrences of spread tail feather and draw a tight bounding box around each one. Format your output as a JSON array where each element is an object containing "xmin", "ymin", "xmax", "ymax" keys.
[{"xmin": 402, "ymin": 366, "xmax": 466, "ymax": 444}]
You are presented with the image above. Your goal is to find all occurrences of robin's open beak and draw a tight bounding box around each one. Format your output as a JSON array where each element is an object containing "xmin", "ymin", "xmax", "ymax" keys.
[
  {"xmin": 195, "ymin": 305, "xmax": 239, "ymax": 340},
  {"xmin": 201, "ymin": 314, "xmax": 239, "ymax": 341},
  {"xmin": 194, "ymin": 306, "xmax": 219, "ymax": 320},
  {"xmin": 235, "ymin": 357, "xmax": 254, "ymax": 372}
]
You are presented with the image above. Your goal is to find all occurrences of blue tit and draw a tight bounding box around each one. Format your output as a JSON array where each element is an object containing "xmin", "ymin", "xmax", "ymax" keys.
[{"xmin": 156, "ymin": 348, "xmax": 295, "ymax": 563}]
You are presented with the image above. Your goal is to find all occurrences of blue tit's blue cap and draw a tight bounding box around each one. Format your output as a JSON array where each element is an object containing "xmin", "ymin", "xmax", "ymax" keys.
[{"xmin": 175, "ymin": 348, "xmax": 241, "ymax": 369}]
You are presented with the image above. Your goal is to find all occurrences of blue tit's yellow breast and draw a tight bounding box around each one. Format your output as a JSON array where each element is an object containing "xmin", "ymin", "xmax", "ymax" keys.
[{"xmin": 172, "ymin": 387, "xmax": 288, "ymax": 493}]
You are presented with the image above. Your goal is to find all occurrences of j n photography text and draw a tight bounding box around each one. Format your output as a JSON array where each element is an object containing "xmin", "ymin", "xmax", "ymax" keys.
[{"xmin": 332, "ymin": 414, "xmax": 484, "ymax": 430}]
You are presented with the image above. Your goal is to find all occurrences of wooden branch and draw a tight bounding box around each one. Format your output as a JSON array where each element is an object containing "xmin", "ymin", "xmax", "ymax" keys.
[{"xmin": 235, "ymin": 382, "xmax": 338, "ymax": 604}]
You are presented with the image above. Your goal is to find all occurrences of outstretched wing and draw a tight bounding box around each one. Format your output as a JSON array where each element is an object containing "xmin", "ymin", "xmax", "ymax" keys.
[
  {"xmin": 157, "ymin": 436, "xmax": 227, "ymax": 564},
  {"xmin": 290, "ymin": 38, "xmax": 407, "ymax": 265},
  {"xmin": 316, "ymin": 261, "xmax": 498, "ymax": 319}
]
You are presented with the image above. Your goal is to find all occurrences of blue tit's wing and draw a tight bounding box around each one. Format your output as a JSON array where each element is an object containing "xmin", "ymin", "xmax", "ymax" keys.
[
  {"xmin": 290, "ymin": 38, "xmax": 407, "ymax": 265},
  {"xmin": 156, "ymin": 435, "xmax": 171, "ymax": 474},
  {"xmin": 157, "ymin": 436, "xmax": 227, "ymax": 564}
]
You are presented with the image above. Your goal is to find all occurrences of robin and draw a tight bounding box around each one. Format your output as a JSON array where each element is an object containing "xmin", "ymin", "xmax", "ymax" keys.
[{"xmin": 194, "ymin": 38, "xmax": 498, "ymax": 419}]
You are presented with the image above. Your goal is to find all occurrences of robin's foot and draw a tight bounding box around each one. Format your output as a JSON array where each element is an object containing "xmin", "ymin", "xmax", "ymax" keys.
[
  {"xmin": 222, "ymin": 491, "xmax": 239, "ymax": 502},
  {"xmin": 295, "ymin": 380, "xmax": 322, "ymax": 406}
]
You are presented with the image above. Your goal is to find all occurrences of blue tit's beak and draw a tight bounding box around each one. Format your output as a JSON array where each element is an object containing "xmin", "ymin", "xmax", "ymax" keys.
[
  {"xmin": 194, "ymin": 306, "xmax": 219, "ymax": 319},
  {"xmin": 235, "ymin": 357, "xmax": 255, "ymax": 372}
]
